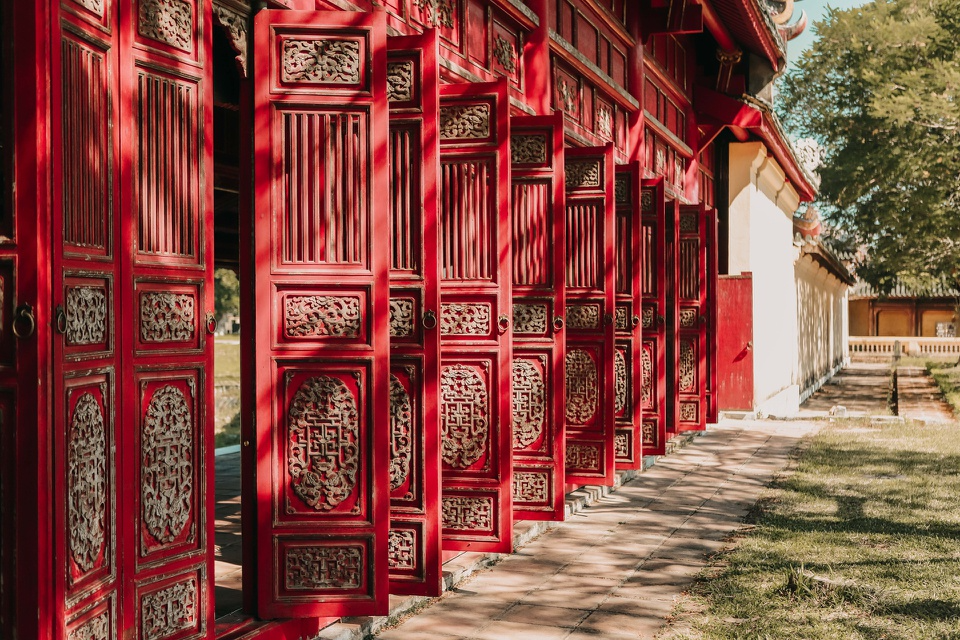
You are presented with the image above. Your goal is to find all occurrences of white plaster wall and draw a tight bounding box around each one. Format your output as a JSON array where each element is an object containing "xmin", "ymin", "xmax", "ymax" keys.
[{"xmin": 794, "ymin": 255, "xmax": 849, "ymax": 402}]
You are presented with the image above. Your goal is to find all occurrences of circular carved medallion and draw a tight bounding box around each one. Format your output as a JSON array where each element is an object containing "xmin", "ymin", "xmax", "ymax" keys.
[{"xmin": 440, "ymin": 365, "xmax": 489, "ymax": 468}]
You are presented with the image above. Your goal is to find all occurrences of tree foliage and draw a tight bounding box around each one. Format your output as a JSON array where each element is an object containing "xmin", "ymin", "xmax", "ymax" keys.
[
  {"xmin": 779, "ymin": 0, "xmax": 960, "ymax": 292},
  {"xmin": 214, "ymin": 268, "xmax": 240, "ymax": 318}
]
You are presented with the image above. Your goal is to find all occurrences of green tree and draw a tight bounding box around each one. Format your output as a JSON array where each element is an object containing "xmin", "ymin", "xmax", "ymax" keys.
[
  {"xmin": 780, "ymin": 0, "xmax": 960, "ymax": 292},
  {"xmin": 214, "ymin": 268, "xmax": 240, "ymax": 318}
]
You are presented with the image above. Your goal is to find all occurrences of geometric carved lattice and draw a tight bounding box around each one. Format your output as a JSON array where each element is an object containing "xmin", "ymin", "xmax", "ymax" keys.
[
  {"xmin": 66, "ymin": 286, "xmax": 107, "ymax": 346},
  {"xmin": 614, "ymin": 431, "xmax": 629, "ymax": 459},
  {"xmin": 68, "ymin": 611, "xmax": 109, "ymax": 640},
  {"xmin": 679, "ymin": 402, "xmax": 697, "ymax": 422},
  {"xmin": 565, "ymin": 349, "xmax": 598, "ymax": 424},
  {"xmin": 281, "ymin": 39, "xmax": 360, "ymax": 84},
  {"xmin": 284, "ymin": 295, "xmax": 361, "ymax": 338},
  {"xmin": 679, "ymin": 339, "xmax": 695, "ymax": 392},
  {"xmin": 388, "ymin": 375, "xmax": 413, "ymax": 491},
  {"xmin": 141, "ymin": 385, "xmax": 193, "ymax": 545},
  {"xmin": 565, "ymin": 443, "xmax": 599, "ymax": 470},
  {"xmin": 68, "ymin": 392, "xmax": 107, "ymax": 574},
  {"xmin": 512, "ymin": 471, "xmax": 549, "ymax": 503},
  {"xmin": 441, "ymin": 496, "xmax": 493, "ymax": 531},
  {"xmin": 285, "ymin": 545, "xmax": 363, "ymax": 590},
  {"xmin": 614, "ymin": 349, "xmax": 628, "ymax": 414},
  {"xmin": 511, "ymin": 359, "xmax": 545, "ymax": 449},
  {"xmin": 387, "ymin": 529, "xmax": 416, "ymax": 570},
  {"xmin": 140, "ymin": 577, "xmax": 197, "ymax": 640},
  {"xmin": 140, "ymin": 292, "xmax": 195, "ymax": 342},
  {"xmin": 287, "ymin": 376, "xmax": 360, "ymax": 511},
  {"xmin": 440, "ymin": 365, "xmax": 488, "ymax": 468}
]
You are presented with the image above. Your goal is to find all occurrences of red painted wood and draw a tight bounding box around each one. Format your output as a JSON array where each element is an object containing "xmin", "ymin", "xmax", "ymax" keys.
[
  {"xmin": 387, "ymin": 29, "xmax": 443, "ymax": 597},
  {"xmin": 675, "ymin": 204, "xmax": 708, "ymax": 431},
  {"xmin": 664, "ymin": 194, "xmax": 680, "ymax": 437},
  {"xmin": 510, "ymin": 113, "xmax": 566, "ymax": 521},
  {"xmin": 563, "ymin": 145, "xmax": 616, "ymax": 487},
  {"xmin": 437, "ymin": 80, "xmax": 513, "ymax": 553},
  {"xmin": 717, "ymin": 275, "xmax": 755, "ymax": 411},
  {"xmin": 705, "ymin": 207, "xmax": 719, "ymax": 423},
  {"xmin": 253, "ymin": 10, "xmax": 390, "ymax": 617},
  {"xmin": 614, "ymin": 162, "xmax": 643, "ymax": 469},
  {"xmin": 640, "ymin": 178, "xmax": 667, "ymax": 455}
]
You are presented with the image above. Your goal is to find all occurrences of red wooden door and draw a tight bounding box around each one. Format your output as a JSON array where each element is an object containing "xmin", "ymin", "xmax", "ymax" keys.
[
  {"xmin": 386, "ymin": 30, "xmax": 442, "ymax": 596},
  {"xmin": 664, "ymin": 195, "xmax": 681, "ymax": 439},
  {"xmin": 705, "ymin": 207, "xmax": 719, "ymax": 424},
  {"xmin": 717, "ymin": 275, "xmax": 755, "ymax": 411},
  {"xmin": 675, "ymin": 204, "xmax": 708, "ymax": 431},
  {"xmin": 563, "ymin": 145, "xmax": 616, "ymax": 486},
  {"xmin": 437, "ymin": 80, "xmax": 513, "ymax": 553},
  {"xmin": 640, "ymin": 179, "xmax": 667, "ymax": 455},
  {"xmin": 510, "ymin": 113, "xmax": 566, "ymax": 521},
  {"xmin": 253, "ymin": 10, "xmax": 390, "ymax": 617},
  {"xmin": 614, "ymin": 163, "xmax": 643, "ymax": 469}
]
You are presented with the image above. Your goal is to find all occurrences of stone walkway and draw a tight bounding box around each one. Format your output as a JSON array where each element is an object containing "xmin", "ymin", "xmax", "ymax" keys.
[
  {"xmin": 896, "ymin": 365, "xmax": 956, "ymax": 423},
  {"xmin": 373, "ymin": 421, "xmax": 818, "ymax": 640},
  {"xmin": 797, "ymin": 361, "xmax": 892, "ymax": 417}
]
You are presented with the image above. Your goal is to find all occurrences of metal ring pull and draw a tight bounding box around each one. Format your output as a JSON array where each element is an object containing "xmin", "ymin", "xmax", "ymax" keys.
[
  {"xmin": 498, "ymin": 314, "xmax": 510, "ymax": 332},
  {"xmin": 55, "ymin": 304, "xmax": 68, "ymax": 335},
  {"xmin": 631, "ymin": 314, "xmax": 641, "ymax": 328},
  {"xmin": 422, "ymin": 309, "xmax": 438, "ymax": 330},
  {"xmin": 553, "ymin": 316, "xmax": 564, "ymax": 331},
  {"xmin": 205, "ymin": 312, "xmax": 218, "ymax": 335},
  {"xmin": 12, "ymin": 303, "xmax": 36, "ymax": 340},
  {"xmin": 656, "ymin": 314, "xmax": 666, "ymax": 327},
  {"xmin": 603, "ymin": 313, "xmax": 614, "ymax": 326}
]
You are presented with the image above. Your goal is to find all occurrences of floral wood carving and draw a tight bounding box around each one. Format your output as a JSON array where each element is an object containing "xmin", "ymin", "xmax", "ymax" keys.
[
  {"xmin": 565, "ymin": 160, "xmax": 601, "ymax": 188},
  {"xmin": 556, "ymin": 77, "xmax": 577, "ymax": 113},
  {"xmin": 440, "ymin": 365, "xmax": 488, "ymax": 468},
  {"xmin": 388, "ymin": 529, "xmax": 416, "ymax": 570},
  {"xmin": 566, "ymin": 304, "xmax": 600, "ymax": 329},
  {"xmin": 679, "ymin": 339, "xmax": 695, "ymax": 391},
  {"xmin": 288, "ymin": 376, "xmax": 360, "ymax": 511},
  {"xmin": 615, "ymin": 306, "xmax": 629, "ymax": 331},
  {"xmin": 442, "ymin": 496, "xmax": 493, "ymax": 531},
  {"xmin": 140, "ymin": 292, "xmax": 195, "ymax": 342},
  {"xmin": 597, "ymin": 104, "xmax": 613, "ymax": 139},
  {"xmin": 285, "ymin": 545, "xmax": 363, "ymax": 590},
  {"xmin": 284, "ymin": 295, "xmax": 361, "ymax": 339},
  {"xmin": 641, "ymin": 188, "xmax": 654, "ymax": 213},
  {"xmin": 513, "ymin": 471, "xmax": 549, "ymax": 502},
  {"xmin": 66, "ymin": 286, "xmax": 107, "ymax": 346},
  {"xmin": 69, "ymin": 611, "xmax": 109, "ymax": 640},
  {"xmin": 69, "ymin": 392, "xmax": 107, "ymax": 574},
  {"xmin": 439, "ymin": 104, "xmax": 490, "ymax": 140},
  {"xmin": 679, "ymin": 308, "xmax": 698, "ymax": 328},
  {"xmin": 493, "ymin": 35, "xmax": 516, "ymax": 73},
  {"xmin": 641, "ymin": 346, "xmax": 653, "ymax": 406},
  {"xmin": 388, "ymin": 375, "xmax": 413, "ymax": 491},
  {"xmin": 642, "ymin": 421, "xmax": 656, "ymax": 446},
  {"xmin": 440, "ymin": 302, "xmax": 490, "ymax": 335},
  {"xmin": 140, "ymin": 577, "xmax": 197, "ymax": 640},
  {"xmin": 512, "ymin": 359, "xmax": 546, "ymax": 449},
  {"xmin": 213, "ymin": 4, "xmax": 248, "ymax": 77},
  {"xmin": 565, "ymin": 349, "xmax": 598, "ymax": 424},
  {"xmin": 74, "ymin": 0, "xmax": 105, "ymax": 18},
  {"xmin": 615, "ymin": 350, "xmax": 629, "ymax": 414},
  {"xmin": 511, "ymin": 135, "xmax": 547, "ymax": 165},
  {"xmin": 141, "ymin": 385, "xmax": 193, "ymax": 545},
  {"xmin": 642, "ymin": 306, "xmax": 654, "ymax": 329},
  {"xmin": 389, "ymin": 298, "xmax": 415, "ymax": 338},
  {"xmin": 512, "ymin": 303, "xmax": 547, "ymax": 334},
  {"xmin": 679, "ymin": 402, "xmax": 697, "ymax": 422},
  {"xmin": 413, "ymin": 0, "xmax": 455, "ymax": 28},
  {"xmin": 387, "ymin": 61, "xmax": 414, "ymax": 102},
  {"xmin": 615, "ymin": 432, "xmax": 629, "ymax": 459},
  {"xmin": 282, "ymin": 39, "xmax": 360, "ymax": 84},
  {"xmin": 138, "ymin": 0, "xmax": 192, "ymax": 52},
  {"xmin": 615, "ymin": 174, "xmax": 629, "ymax": 204}
]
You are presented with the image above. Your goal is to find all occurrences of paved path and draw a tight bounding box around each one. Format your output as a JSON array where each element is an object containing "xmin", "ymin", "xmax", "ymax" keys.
[
  {"xmin": 797, "ymin": 361, "xmax": 892, "ymax": 417},
  {"xmin": 897, "ymin": 365, "xmax": 956, "ymax": 423},
  {"xmin": 375, "ymin": 421, "xmax": 818, "ymax": 640}
]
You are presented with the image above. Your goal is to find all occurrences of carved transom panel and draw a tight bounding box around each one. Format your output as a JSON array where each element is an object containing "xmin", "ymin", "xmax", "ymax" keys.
[
  {"xmin": 565, "ymin": 160, "xmax": 601, "ymax": 188},
  {"xmin": 442, "ymin": 496, "xmax": 493, "ymax": 531},
  {"xmin": 389, "ymin": 298, "xmax": 415, "ymax": 338},
  {"xmin": 641, "ymin": 346, "xmax": 653, "ymax": 406},
  {"xmin": 679, "ymin": 402, "xmax": 698, "ymax": 422},
  {"xmin": 388, "ymin": 375, "xmax": 412, "ymax": 491},
  {"xmin": 66, "ymin": 286, "xmax": 107, "ymax": 346},
  {"xmin": 511, "ymin": 135, "xmax": 547, "ymax": 165},
  {"xmin": 565, "ymin": 350, "xmax": 598, "ymax": 424},
  {"xmin": 513, "ymin": 303, "xmax": 547, "ymax": 334},
  {"xmin": 641, "ymin": 189, "xmax": 654, "ymax": 213},
  {"xmin": 69, "ymin": 611, "xmax": 109, "ymax": 640},
  {"xmin": 440, "ymin": 303, "xmax": 490, "ymax": 335},
  {"xmin": 679, "ymin": 212, "xmax": 698, "ymax": 233},
  {"xmin": 140, "ymin": 292, "xmax": 195, "ymax": 342},
  {"xmin": 138, "ymin": 0, "xmax": 193, "ymax": 52},
  {"xmin": 285, "ymin": 545, "xmax": 363, "ymax": 590},
  {"xmin": 642, "ymin": 421, "xmax": 656, "ymax": 446},
  {"xmin": 69, "ymin": 392, "xmax": 107, "ymax": 574},
  {"xmin": 513, "ymin": 471, "xmax": 549, "ymax": 503},
  {"xmin": 213, "ymin": 4, "xmax": 248, "ymax": 76},
  {"xmin": 596, "ymin": 104, "xmax": 614, "ymax": 139},
  {"xmin": 567, "ymin": 304, "xmax": 600, "ymax": 329},
  {"xmin": 284, "ymin": 295, "xmax": 361, "ymax": 339},
  {"xmin": 413, "ymin": 0, "xmax": 455, "ymax": 28},
  {"xmin": 565, "ymin": 443, "xmax": 599, "ymax": 469},
  {"xmin": 288, "ymin": 376, "xmax": 360, "ymax": 511},
  {"xmin": 614, "ymin": 350, "xmax": 629, "ymax": 414},
  {"xmin": 388, "ymin": 529, "xmax": 416, "ymax": 570},
  {"xmin": 642, "ymin": 307, "xmax": 654, "ymax": 329},
  {"xmin": 281, "ymin": 39, "xmax": 361, "ymax": 84},
  {"xmin": 493, "ymin": 35, "xmax": 516, "ymax": 73},
  {"xmin": 615, "ymin": 306, "xmax": 629, "ymax": 331},
  {"xmin": 615, "ymin": 174, "xmax": 630, "ymax": 204},
  {"xmin": 74, "ymin": 0, "xmax": 105, "ymax": 18},
  {"xmin": 141, "ymin": 385, "xmax": 193, "ymax": 545},
  {"xmin": 439, "ymin": 104, "xmax": 490, "ymax": 140},
  {"xmin": 679, "ymin": 308, "xmax": 698, "ymax": 328},
  {"xmin": 140, "ymin": 577, "xmax": 197, "ymax": 640},
  {"xmin": 615, "ymin": 432, "xmax": 629, "ymax": 459},
  {"xmin": 556, "ymin": 77, "xmax": 577, "ymax": 114},
  {"xmin": 440, "ymin": 365, "xmax": 488, "ymax": 468},
  {"xmin": 387, "ymin": 61, "xmax": 414, "ymax": 102},
  {"xmin": 679, "ymin": 340, "xmax": 695, "ymax": 391},
  {"xmin": 512, "ymin": 360, "xmax": 546, "ymax": 449}
]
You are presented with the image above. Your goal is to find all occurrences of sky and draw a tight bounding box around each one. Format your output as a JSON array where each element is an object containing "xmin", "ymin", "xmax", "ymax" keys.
[{"xmin": 787, "ymin": 0, "xmax": 871, "ymax": 62}]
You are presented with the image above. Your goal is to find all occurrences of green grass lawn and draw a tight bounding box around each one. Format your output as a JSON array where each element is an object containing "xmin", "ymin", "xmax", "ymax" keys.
[
  {"xmin": 664, "ymin": 419, "xmax": 960, "ymax": 639},
  {"xmin": 214, "ymin": 334, "xmax": 241, "ymax": 382},
  {"xmin": 214, "ymin": 335, "xmax": 241, "ymax": 447}
]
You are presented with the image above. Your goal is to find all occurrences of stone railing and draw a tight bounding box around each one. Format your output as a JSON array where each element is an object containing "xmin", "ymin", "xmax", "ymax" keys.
[{"xmin": 849, "ymin": 336, "xmax": 960, "ymax": 357}]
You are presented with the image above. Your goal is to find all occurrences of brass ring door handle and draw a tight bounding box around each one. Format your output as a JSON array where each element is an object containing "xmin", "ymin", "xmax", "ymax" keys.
[{"xmin": 12, "ymin": 303, "xmax": 36, "ymax": 340}]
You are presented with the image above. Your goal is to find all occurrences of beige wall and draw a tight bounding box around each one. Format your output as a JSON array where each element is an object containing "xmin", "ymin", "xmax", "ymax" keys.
[
  {"xmin": 795, "ymin": 255, "xmax": 848, "ymax": 400},
  {"xmin": 921, "ymin": 310, "xmax": 955, "ymax": 337}
]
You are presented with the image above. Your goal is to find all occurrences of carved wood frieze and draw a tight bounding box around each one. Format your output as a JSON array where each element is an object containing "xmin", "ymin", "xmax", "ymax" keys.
[
  {"xmin": 141, "ymin": 386, "xmax": 193, "ymax": 546},
  {"xmin": 566, "ymin": 304, "xmax": 600, "ymax": 329},
  {"xmin": 493, "ymin": 35, "xmax": 516, "ymax": 74},
  {"xmin": 439, "ymin": 104, "xmax": 490, "ymax": 140},
  {"xmin": 679, "ymin": 339, "xmax": 695, "ymax": 391},
  {"xmin": 288, "ymin": 376, "xmax": 360, "ymax": 511},
  {"xmin": 679, "ymin": 402, "xmax": 697, "ymax": 422},
  {"xmin": 440, "ymin": 302, "xmax": 490, "ymax": 335},
  {"xmin": 284, "ymin": 295, "xmax": 361, "ymax": 339},
  {"xmin": 69, "ymin": 611, "xmax": 110, "ymax": 640},
  {"xmin": 68, "ymin": 392, "xmax": 107, "ymax": 574},
  {"xmin": 441, "ymin": 496, "xmax": 493, "ymax": 531},
  {"xmin": 565, "ymin": 349, "xmax": 598, "ymax": 424},
  {"xmin": 389, "ymin": 298, "xmax": 415, "ymax": 338},
  {"xmin": 440, "ymin": 365, "xmax": 488, "ymax": 468},
  {"xmin": 285, "ymin": 545, "xmax": 363, "ymax": 590},
  {"xmin": 512, "ymin": 303, "xmax": 547, "ymax": 334},
  {"xmin": 565, "ymin": 160, "xmax": 601, "ymax": 188},
  {"xmin": 512, "ymin": 471, "xmax": 549, "ymax": 503},
  {"xmin": 138, "ymin": 0, "xmax": 193, "ymax": 52},
  {"xmin": 140, "ymin": 292, "xmax": 195, "ymax": 342},
  {"xmin": 565, "ymin": 443, "xmax": 599, "ymax": 469},
  {"xmin": 597, "ymin": 104, "xmax": 613, "ymax": 140},
  {"xmin": 388, "ymin": 375, "xmax": 413, "ymax": 491},
  {"xmin": 511, "ymin": 135, "xmax": 547, "ymax": 165},
  {"xmin": 641, "ymin": 345, "xmax": 653, "ymax": 406},
  {"xmin": 642, "ymin": 421, "xmax": 656, "ymax": 445},
  {"xmin": 74, "ymin": 0, "xmax": 105, "ymax": 17},
  {"xmin": 140, "ymin": 577, "xmax": 197, "ymax": 640},
  {"xmin": 511, "ymin": 360, "xmax": 545, "ymax": 449},
  {"xmin": 614, "ymin": 432, "xmax": 629, "ymax": 458},
  {"xmin": 281, "ymin": 39, "xmax": 361, "ymax": 84},
  {"xmin": 213, "ymin": 4, "xmax": 248, "ymax": 76},
  {"xmin": 387, "ymin": 529, "xmax": 416, "ymax": 570},
  {"xmin": 614, "ymin": 350, "xmax": 628, "ymax": 414},
  {"xmin": 386, "ymin": 61, "xmax": 415, "ymax": 102},
  {"xmin": 413, "ymin": 0, "xmax": 455, "ymax": 28},
  {"xmin": 66, "ymin": 286, "xmax": 108, "ymax": 346},
  {"xmin": 556, "ymin": 77, "xmax": 577, "ymax": 114}
]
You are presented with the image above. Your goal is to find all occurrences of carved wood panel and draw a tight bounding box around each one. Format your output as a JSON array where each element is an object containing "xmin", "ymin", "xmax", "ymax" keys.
[
  {"xmin": 675, "ymin": 204, "xmax": 708, "ymax": 431},
  {"xmin": 640, "ymin": 179, "xmax": 668, "ymax": 455}
]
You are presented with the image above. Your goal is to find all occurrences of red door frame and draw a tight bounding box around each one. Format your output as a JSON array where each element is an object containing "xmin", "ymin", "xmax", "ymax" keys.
[
  {"xmin": 510, "ymin": 113, "xmax": 566, "ymax": 521},
  {"xmin": 706, "ymin": 207, "xmax": 719, "ymax": 424},
  {"xmin": 640, "ymin": 178, "xmax": 667, "ymax": 456},
  {"xmin": 563, "ymin": 144, "xmax": 616, "ymax": 487},
  {"xmin": 675, "ymin": 204, "xmax": 708, "ymax": 431},
  {"xmin": 386, "ymin": 29, "xmax": 442, "ymax": 596},
  {"xmin": 437, "ymin": 80, "xmax": 513, "ymax": 553}
]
